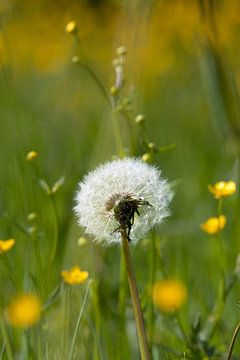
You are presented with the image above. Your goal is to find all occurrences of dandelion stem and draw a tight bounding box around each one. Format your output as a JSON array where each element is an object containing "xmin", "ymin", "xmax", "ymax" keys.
[
  {"xmin": 227, "ymin": 321, "xmax": 240, "ymax": 360},
  {"xmin": 68, "ymin": 281, "xmax": 92, "ymax": 360},
  {"xmin": 147, "ymin": 232, "xmax": 157, "ymax": 354},
  {"xmin": 121, "ymin": 234, "xmax": 150, "ymax": 360},
  {"xmin": 118, "ymin": 250, "xmax": 129, "ymax": 359}
]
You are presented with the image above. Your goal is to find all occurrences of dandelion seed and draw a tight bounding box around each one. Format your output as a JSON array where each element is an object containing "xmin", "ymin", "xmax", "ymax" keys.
[
  {"xmin": 208, "ymin": 181, "xmax": 236, "ymax": 199},
  {"xmin": 152, "ymin": 280, "xmax": 187, "ymax": 313},
  {"xmin": 0, "ymin": 239, "xmax": 15, "ymax": 253},
  {"xmin": 65, "ymin": 20, "xmax": 78, "ymax": 35},
  {"xmin": 6, "ymin": 294, "xmax": 41, "ymax": 328},
  {"xmin": 200, "ymin": 215, "xmax": 226, "ymax": 234},
  {"xmin": 74, "ymin": 158, "xmax": 170, "ymax": 245},
  {"xmin": 26, "ymin": 151, "xmax": 38, "ymax": 161},
  {"xmin": 61, "ymin": 266, "xmax": 89, "ymax": 285}
]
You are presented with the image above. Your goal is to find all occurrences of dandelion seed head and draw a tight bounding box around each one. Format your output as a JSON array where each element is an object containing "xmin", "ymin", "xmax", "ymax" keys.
[{"xmin": 74, "ymin": 158, "xmax": 171, "ymax": 245}]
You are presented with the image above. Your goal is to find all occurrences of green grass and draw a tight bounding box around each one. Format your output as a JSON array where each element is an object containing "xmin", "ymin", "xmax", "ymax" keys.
[{"xmin": 1, "ymin": 0, "xmax": 240, "ymax": 359}]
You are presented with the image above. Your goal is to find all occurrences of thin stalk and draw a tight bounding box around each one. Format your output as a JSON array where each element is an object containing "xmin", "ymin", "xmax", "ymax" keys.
[
  {"xmin": 73, "ymin": 34, "xmax": 111, "ymax": 108},
  {"xmin": 215, "ymin": 198, "xmax": 226, "ymax": 271},
  {"xmin": 0, "ymin": 340, "xmax": 6, "ymax": 359},
  {"xmin": 91, "ymin": 281, "xmax": 101, "ymax": 360},
  {"xmin": 50, "ymin": 194, "xmax": 59, "ymax": 262},
  {"xmin": 0, "ymin": 254, "xmax": 18, "ymax": 289},
  {"xmin": 121, "ymin": 111, "xmax": 136, "ymax": 156},
  {"xmin": 112, "ymin": 109, "xmax": 124, "ymax": 157},
  {"xmin": 67, "ymin": 281, "xmax": 92, "ymax": 360},
  {"xmin": 117, "ymin": 250, "xmax": 129, "ymax": 359},
  {"xmin": 32, "ymin": 234, "xmax": 43, "ymax": 297},
  {"xmin": 121, "ymin": 234, "xmax": 150, "ymax": 360},
  {"xmin": 0, "ymin": 321, "xmax": 14, "ymax": 360},
  {"xmin": 81, "ymin": 63, "xmax": 111, "ymax": 108},
  {"xmin": 147, "ymin": 232, "xmax": 157, "ymax": 354},
  {"xmin": 227, "ymin": 321, "xmax": 240, "ymax": 360},
  {"xmin": 60, "ymin": 286, "xmax": 68, "ymax": 357}
]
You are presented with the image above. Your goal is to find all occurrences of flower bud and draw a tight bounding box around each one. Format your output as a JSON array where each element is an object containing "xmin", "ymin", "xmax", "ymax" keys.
[
  {"xmin": 142, "ymin": 153, "xmax": 152, "ymax": 163},
  {"xmin": 116, "ymin": 46, "xmax": 127, "ymax": 57},
  {"xmin": 135, "ymin": 114, "xmax": 145, "ymax": 125},
  {"xmin": 66, "ymin": 21, "xmax": 78, "ymax": 35},
  {"xmin": 26, "ymin": 151, "xmax": 38, "ymax": 161}
]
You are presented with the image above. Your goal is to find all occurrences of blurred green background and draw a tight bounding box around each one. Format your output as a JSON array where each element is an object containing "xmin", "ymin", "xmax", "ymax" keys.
[{"xmin": 1, "ymin": 0, "xmax": 240, "ymax": 358}]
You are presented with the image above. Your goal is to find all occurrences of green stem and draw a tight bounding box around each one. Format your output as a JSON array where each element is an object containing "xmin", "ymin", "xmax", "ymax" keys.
[
  {"xmin": 81, "ymin": 63, "xmax": 111, "ymax": 108},
  {"xmin": 33, "ymin": 235, "xmax": 43, "ymax": 297},
  {"xmin": 112, "ymin": 109, "xmax": 124, "ymax": 157},
  {"xmin": 227, "ymin": 321, "xmax": 240, "ymax": 360},
  {"xmin": 68, "ymin": 281, "xmax": 92, "ymax": 360},
  {"xmin": 0, "ymin": 254, "xmax": 18, "ymax": 289},
  {"xmin": 0, "ymin": 320, "xmax": 14, "ymax": 360},
  {"xmin": 121, "ymin": 234, "xmax": 150, "ymax": 360},
  {"xmin": 50, "ymin": 194, "xmax": 59, "ymax": 262},
  {"xmin": 147, "ymin": 232, "xmax": 156, "ymax": 354},
  {"xmin": 91, "ymin": 281, "xmax": 101, "ymax": 360},
  {"xmin": 117, "ymin": 250, "xmax": 128, "ymax": 359},
  {"xmin": 121, "ymin": 111, "xmax": 136, "ymax": 156},
  {"xmin": 217, "ymin": 198, "xmax": 223, "ymax": 215}
]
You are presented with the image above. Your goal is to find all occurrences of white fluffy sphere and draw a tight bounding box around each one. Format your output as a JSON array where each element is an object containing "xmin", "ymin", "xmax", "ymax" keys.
[{"xmin": 74, "ymin": 158, "xmax": 171, "ymax": 245}]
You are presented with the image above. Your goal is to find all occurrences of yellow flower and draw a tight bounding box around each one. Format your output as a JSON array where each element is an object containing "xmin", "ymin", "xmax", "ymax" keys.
[
  {"xmin": 208, "ymin": 181, "xmax": 236, "ymax": 199},
  {"xmin": 6, "ymin": 294, "xmax": 41, "ymax": 328},
  {"xmin": 61, "ymin": 266, "xmax": 89, "ymax": 285},
  {"xmin": 152, "ymin": 280, "xmax": 187, "ymax": 313},
  {"xmin": 26, "ymin": 151, "xmax": 38, "ymax": 161},
  {"xmin": 65, "ymin": 21, "xmax": 78, "ymax": 35},
  {"xmin": 0, "ymin": 239, "xmax": 15, "ymax": 253},
  {"xmin": 200, "ymin": 215, "xmax": 227, "ymax": 234}
]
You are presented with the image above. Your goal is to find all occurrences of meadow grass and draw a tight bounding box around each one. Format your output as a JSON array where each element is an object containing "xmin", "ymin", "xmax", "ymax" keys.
[{"xmin": 1, "ymin": 0, "xmax": 240, "ymax": 359}]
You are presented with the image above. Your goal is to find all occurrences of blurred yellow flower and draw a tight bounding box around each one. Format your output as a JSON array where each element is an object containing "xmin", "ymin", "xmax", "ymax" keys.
[
  {"xmin": 26, "ymin": 151, "xmax": 38, "ymax": 161},
  {"xmin": 65, "ymin": 21, "xmax": 78, "ymax": 35},
  {"xmin": 152, "ymin": 280, "xmax": 187, "ymax": 313},
  {"xmin": 200, "ymin": 215, "xmax": 227, "ymax": 234},
  {"xmin": 6, "ymin": 294, "xmax": 41, "ymax": 328},
  {"xmin": 0, "ymin": 239, "xmax": 15, "ymax": 253},
  {"xmin": 208, "ymin": 181, "xmax": 236, "ymax": 199},
  {"xmin": 61, "ymin": 266, "xmax": 89, "ymax": 285}
]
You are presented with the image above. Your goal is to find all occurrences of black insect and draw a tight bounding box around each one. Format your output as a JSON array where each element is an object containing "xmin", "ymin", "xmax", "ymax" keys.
[{"xmin": 111, "ymin": 194, "xmax": 152, "ymax": 242}]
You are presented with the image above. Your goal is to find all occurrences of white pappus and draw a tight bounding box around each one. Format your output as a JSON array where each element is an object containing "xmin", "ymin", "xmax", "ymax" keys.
[{"xmin": 74, "ymin": 157, "xmax": 171, "ymax": 245}]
